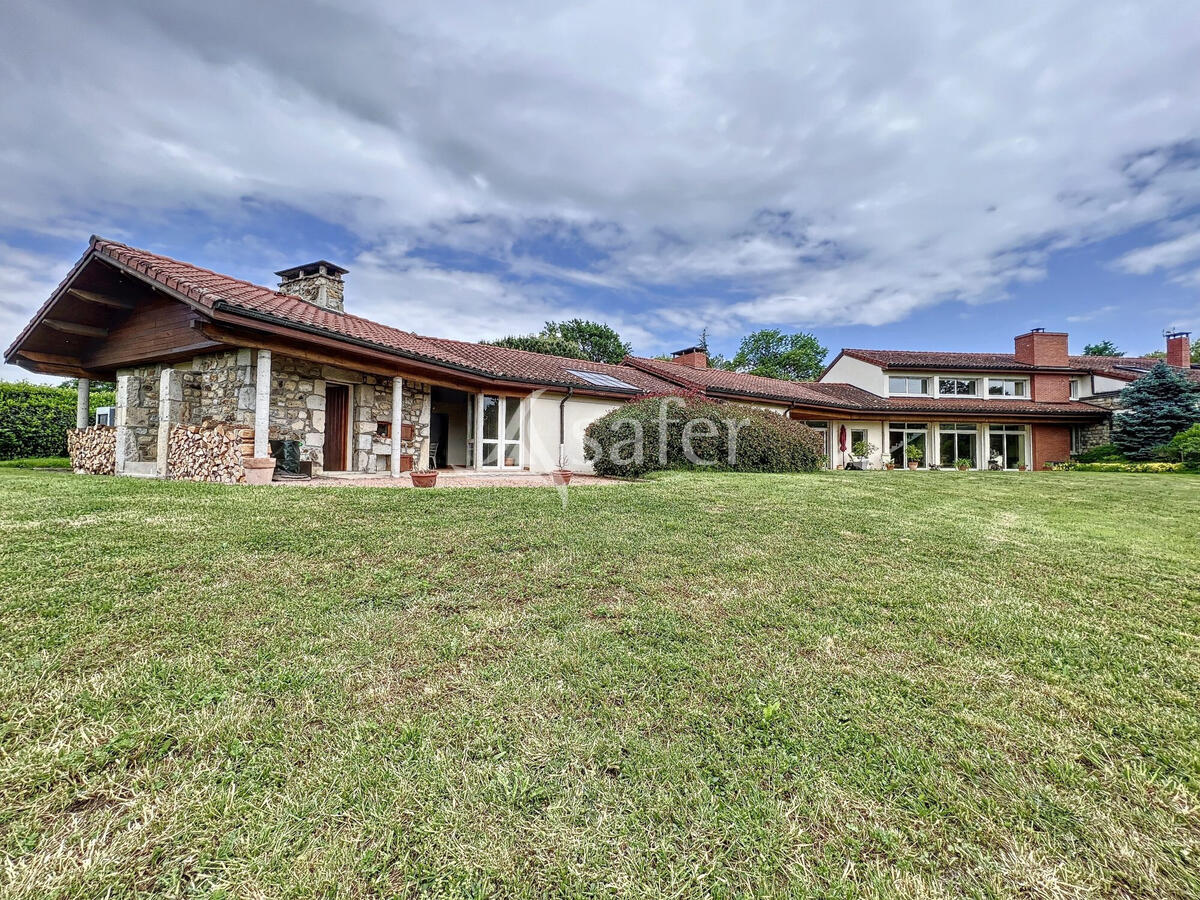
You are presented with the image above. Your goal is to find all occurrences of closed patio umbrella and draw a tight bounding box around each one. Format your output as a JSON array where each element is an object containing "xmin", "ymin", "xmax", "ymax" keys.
[{"xmin": 838, "ymin": 424, "xmax": 847, "ymax": 467}]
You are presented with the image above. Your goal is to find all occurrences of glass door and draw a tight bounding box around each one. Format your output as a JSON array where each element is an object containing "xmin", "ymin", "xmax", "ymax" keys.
[
  {"xmin": 987, "ymin": 425, "xmax": 1027, "ymax": 469},
  {"xmin": 479, "ymin": 394, "xmax": 522, "ymax": 468},
  {"xmin": 888, "ymin": 423, "xmax": 928, "ymax": 467},
  {"xmin": 938, "ymin": 423, "xmax": 979, "ymax": 468}
]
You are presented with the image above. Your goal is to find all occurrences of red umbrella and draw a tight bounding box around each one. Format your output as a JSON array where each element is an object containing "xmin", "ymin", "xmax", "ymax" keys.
[{"xmin": 838, "ymin": 424, "xmax": 847, "ymax": 452}]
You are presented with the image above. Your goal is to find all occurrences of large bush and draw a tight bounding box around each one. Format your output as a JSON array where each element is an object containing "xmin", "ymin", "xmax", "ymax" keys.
[
  {"xmin": 584, "ymin": 395, "xmax": 825, "ymax": 477},
  {"xmin": 1112, "ymin": 363, "xmax": 1199, "ymax": 459},
  {"xmin": 0, "ymin": 382, "xmax": 115, "ymax": 460}
]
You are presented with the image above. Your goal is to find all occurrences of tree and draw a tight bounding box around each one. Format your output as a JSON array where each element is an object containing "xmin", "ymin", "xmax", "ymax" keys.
[
  {"xmin": 1111, "ymin": 362, "xmax": 1200, "ymax": 459},
  {"xmin": 60, "ymin": 378, "xmax": 117, "ymax": 392},
  {"xmin": 1145, "ymin": 345, "xmax": 1200, "ymax": 364},
  {"xmin": 1082, "ymin": 340, "xmax": 1123, "ymax": 357},
  {"xmin": 484, "ymin": 334, "xmax": 586, "ymax": 359},
  {"xmin": 722, "ymin": 329, "xmax": 827, "ymax": 381},
  {"xmin": 1155, "ymin": 423, "xmax": 1200, "ymax": 465},
  {"xmin": 543, "ymin": 319, "xmax": 631, "ymax": 365}
]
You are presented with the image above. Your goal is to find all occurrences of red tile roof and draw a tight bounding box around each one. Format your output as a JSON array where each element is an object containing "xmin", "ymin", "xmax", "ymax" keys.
[
  {"xmin": 77, "ymin": 238, "xmax": 677, "ymax": 395},
  {"xmin": 624, "ymin": 356, "xmax": 868, "ymax": 406},
  {"xmin": 837, "ymin": 347, "xmax": 1200, "ymax": 383}
]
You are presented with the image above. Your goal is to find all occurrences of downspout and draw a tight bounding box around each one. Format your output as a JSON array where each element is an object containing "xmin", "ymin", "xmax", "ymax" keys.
[{"xmin": 558, "ymin": 387, "xmax": 574, "ymax": 469}]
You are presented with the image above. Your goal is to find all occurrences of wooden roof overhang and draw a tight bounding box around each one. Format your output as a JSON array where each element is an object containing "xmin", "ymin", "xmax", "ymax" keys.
[{"xmin": 4, "ymin": 250, "xmax": 641, "ymax": 401}]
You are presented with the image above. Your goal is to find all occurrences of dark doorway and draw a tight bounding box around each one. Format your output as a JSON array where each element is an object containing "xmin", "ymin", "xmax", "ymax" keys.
[
  {"xmin": 324, "ymin": 384, "xmax": 349, "ymax": 471},
  {"xmin": 430, "ymin": 412, "xmax": 449, "ymax": 468}
]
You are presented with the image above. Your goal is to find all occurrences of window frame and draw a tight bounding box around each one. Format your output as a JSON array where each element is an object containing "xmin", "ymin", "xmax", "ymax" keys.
[
  {"xmin": 937, "ymin": 376, "xmax": 980, "ymax": 397},
  {"xmin": 986, "ymin": 377, "xmax": 1029, "ymax": 399},
  {"xmin": 888, "ymin": 375, "xmax": 932, "ymax": 397}
]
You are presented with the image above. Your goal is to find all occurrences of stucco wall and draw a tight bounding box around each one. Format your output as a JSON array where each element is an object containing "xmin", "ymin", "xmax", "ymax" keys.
[
  {"xmin": 819, "ymin": 354, "xmax": 887, "ymax": 395},
  {"xmin": 528, "ymin": 393, "xmax": 623, "ymax": 473}
]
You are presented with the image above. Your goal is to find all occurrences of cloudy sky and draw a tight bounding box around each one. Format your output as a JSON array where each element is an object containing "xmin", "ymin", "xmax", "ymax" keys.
[{"xmin": 3, "ymin": 0, "xmax": 1200, "ymax": 382}]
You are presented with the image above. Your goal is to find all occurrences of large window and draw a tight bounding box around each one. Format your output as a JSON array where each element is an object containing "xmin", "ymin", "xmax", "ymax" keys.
[
  {"xmin": 939, "ymin": 423, "xmax": 979, "ymax": 468},
  {"xmin": 938, "ymin": 377, "xmax": 979, "ymax": 396},
  {"xmin": 889, "ymin": 376, "xmax": 930, "ymax": 396},
  {"xmin": 987, "ymin": 424, "xmax": 1027, "ymax": 469},
  {"xmin": 987, "ymin": 378, "xmax": 1028, "ymax": 398},
  {"xmin": 478, "ymin": 394, "xmax": 522, "ymax": 468},
  {"xmin": 888, "ymin": 422, "xmax": 928, "ymax": 468}
]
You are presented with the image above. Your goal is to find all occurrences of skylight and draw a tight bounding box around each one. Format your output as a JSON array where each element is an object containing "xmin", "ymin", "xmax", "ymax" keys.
[{"xmin": 566, "ymin": 369, "xmax": 637, "ymax": 390}]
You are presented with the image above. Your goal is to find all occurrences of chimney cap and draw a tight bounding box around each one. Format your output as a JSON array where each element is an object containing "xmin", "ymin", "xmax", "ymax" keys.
[
  {"xmin": 275, "ymin": 260, "xmax": 348, "ymax": 280},
  {"xmin": 672, "ymin": 346, "xmax": 706, "ymax": 357},
  {"xmin": 1166, "ymin": 329, "xmax": 1191, "ymax": 338}
]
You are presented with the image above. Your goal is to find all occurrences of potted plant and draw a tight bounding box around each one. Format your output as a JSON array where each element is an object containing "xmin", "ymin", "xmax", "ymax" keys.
[
  {"xmin": 885, "ymin": 460, "xmax": 896, "ymax": 470},
  {"xmin": 1018, "ymin": 463, "xmax": 1027, "ymax": 472},
  {"xmin": 954, "ymin": 457, "xmax": 972, "ymax": 472},
  {"xmin": 850, "ymin": 439, "xmax": 876, "ymax": 470},
  {"xmin": 551, "ymin": 468, "xmax": 573, "ymax": 485},
  {"xmin": 411, "ymin": 467, "xmax": 438, "ymax": 488},
  {"xmin": 905, "ymin": 444, "xmax": 924, "ymax": 470}
]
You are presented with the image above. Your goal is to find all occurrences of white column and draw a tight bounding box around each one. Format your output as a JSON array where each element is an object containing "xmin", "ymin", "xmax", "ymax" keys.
[
  {"xmin": 75, "ymin": 378, "xmax": 89, "ymax": 429},
  {"xmin": 474, "ymin": 392, "xmax": 484, "ymax": 471},
  {"xmin": 254, "ymin": 349, "xmax": 271, "ymax": 458},
  {"xmin": 418, "ymin": 388, "xmax": 433, "ymax": 469},
  {"xmin": 390, "ymin": 376, "xmax": 404, "ymax": 477},
  {"xmin": 114, "ymin": 375, "xmax": 131, "ymax": 475}
]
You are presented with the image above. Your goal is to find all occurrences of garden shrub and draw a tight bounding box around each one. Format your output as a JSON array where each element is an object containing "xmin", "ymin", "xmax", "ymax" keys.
[
  {"xmin": 1073, "ymin": 443, "xmax": 1124, "ymax": 463},
  {"xmin": 584, "ymin": 395, "xmax": 825, "ymax": 477},
  {"xmin": 1048, "ymin": 461, "xmax": 1188, "ymax": 473},
  {"xmin": 0, "ymin": 382, "xmax": 115, "ymax": 460},
  {"xmin": 1112, "ymin": 362, "xmax": 1199, "ymax": 459}
]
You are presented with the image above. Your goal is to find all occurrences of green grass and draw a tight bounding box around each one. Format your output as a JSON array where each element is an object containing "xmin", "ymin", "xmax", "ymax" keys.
[
  {"xmin": 0, "ymin": 469, "xmax": 1197, "ymax": 898},
  {"xmin": 0, "ymin": 457, "xmax": 70, "ymax": 469}
]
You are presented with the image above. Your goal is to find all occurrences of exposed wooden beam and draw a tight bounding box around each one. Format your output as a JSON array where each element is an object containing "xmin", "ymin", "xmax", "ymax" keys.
[
  {"xmin": 43, "ymin": 318, "xmax": 108, "ymax": 338},
  {"xmin": 67, "ymin": 288, "xmax": 135, "ymax": 310},
  {"xmin": 83, "ymin": 339, "xmax": 224, "ymax": 371},
  {"xmin": 12, "ymin": 351, "xmax": 101, "ymax": 379}
]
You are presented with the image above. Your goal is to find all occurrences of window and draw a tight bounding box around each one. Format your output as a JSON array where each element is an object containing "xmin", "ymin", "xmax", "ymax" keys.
[
  {"xmin": 987, "ymin": 378, "xmax": 1027, "ymax": 398},
  {"xmin": 938, "ymin": 423, "xmax": 978, "ymax": 468},
  {"xmin": 888, "ymin": 422, "xmax": 928, "ymax": 468},
  {"xmin": 1069, "ymin": 379, "xmax": 1080, "ymax": 399},
  {"xmin": 850, "ymin": 428, "xmax": 867, "ymax": 449},
  {"xmin": 478, "ymin": 394, "xmax": 522, "ymax": 468},
  {"xmin": 1069, "ymin": 427, "xmax": 1080, "ymax": 454},
  {"xmin": 938, "ymin": 377, "xmax": 979, "ymax": 396},
  {"xmin": 805, "ymin": 421, "xmax": 830, "ymax": 464},
  {"xmin": 987, "ymin": 424, "xmax": 1027, "ymax": 469},
  {"xmin": 888, "ymin": 376, "xmax": 930, "ymax": 396}
]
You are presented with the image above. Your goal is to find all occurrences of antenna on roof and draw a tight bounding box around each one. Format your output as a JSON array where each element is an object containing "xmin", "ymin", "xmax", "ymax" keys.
[{"xmin": 1030, "ymin": 327, "xmax": 1045, "ymax": 333}]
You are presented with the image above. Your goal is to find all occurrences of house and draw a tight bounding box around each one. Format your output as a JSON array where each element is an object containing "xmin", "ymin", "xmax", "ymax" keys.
[{"xmin": 4, "ymin": 237, "xmax": 1191, "ymax": 478}]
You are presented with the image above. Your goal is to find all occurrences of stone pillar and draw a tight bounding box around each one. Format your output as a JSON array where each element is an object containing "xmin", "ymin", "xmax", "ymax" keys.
[
  {"xmin": 114, "ymin": 375, "xmax": 132, "ymax": 475},
  {"xmin": 75, "ymin": 378, "xmax": 89, "ymax": 429},
  {"xmin": 390, "ymin": 376, "xmax": 404, "ymax": 477},
  {"xmin": 254, "ymin": 349, "xmax": 271, "ymax": 458},
  {"xmin": 156, "ymin": 368, "xmax": 182, "ymax": 477}
]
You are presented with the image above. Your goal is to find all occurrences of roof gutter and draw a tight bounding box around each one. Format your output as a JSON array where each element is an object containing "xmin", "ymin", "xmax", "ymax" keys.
[{"xmin": 559, "ymin": 386, "xmax": 573, "ymax": 469}]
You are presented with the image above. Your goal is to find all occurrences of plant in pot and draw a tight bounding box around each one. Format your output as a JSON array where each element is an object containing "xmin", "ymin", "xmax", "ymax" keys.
[
  {"xmin": 905, "ymin": 444, "xmax": 924, "ymax": 470},
  {"xmin": 954, "ymin": 457, "xmax": 972, "ymax": 472},
  {"xmin": 410, "ymin": 466, "xmax": 438, "ymax": 488},
  {"xmin": 850, "ymin": 439, "xmax": 876, "ymax": 470}
]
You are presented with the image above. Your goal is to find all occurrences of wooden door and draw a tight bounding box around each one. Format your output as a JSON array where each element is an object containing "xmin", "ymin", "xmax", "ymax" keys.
[{"xmin": 324, "ymin": 384, "xmax": 349, "ymax": 471}]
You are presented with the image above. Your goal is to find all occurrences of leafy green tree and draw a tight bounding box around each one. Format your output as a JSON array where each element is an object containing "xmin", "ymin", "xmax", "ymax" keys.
[
  {"xmin": 484, "ymin": 334, "xmax": 586, "ymax": 359},
  {"xmin": 1112, "ymin": 363, "xmax": 1200, "ymax": 459},
  {"xmin": 543, "ymin": 319, "xmax": 631, "ymax": 365},
  {"xmin": 723, "ymin": 329, "xmax": 827, "ymax": 381},
  {"xmin": 1155, "ymin": 423, "xmax": 1200, "ymax": 464},
  {"xmin": 1082, "ymin": 340, "xmax": 1123, "ymax": 357},
  {"xmin": 60, "ymin": 378, "xmax": 117, "ymax": 392}
]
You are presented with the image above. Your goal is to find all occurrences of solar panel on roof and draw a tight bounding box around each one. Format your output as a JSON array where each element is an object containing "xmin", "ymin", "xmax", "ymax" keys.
[{"xmin": 566, "ymin": 369, "xmax": 637, "ymax": 390}]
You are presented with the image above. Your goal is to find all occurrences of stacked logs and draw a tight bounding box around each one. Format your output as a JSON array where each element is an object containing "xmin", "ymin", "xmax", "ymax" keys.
[
  {"xmin": 166, "ymin": 421, "xmax": 252, "ymax": 483},
  {"xmin": 67, "ymin": 426, "xmax": 116, "ymax": 475}
]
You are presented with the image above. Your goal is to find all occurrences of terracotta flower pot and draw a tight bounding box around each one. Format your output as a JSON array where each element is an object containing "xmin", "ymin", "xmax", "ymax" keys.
[
  {"xmin": 1018, "ymin": 464, "xmax": 1027, "ymax": 472},
  {"xmin": 885, "ymin": 463, "xmax": 895, "ymax": 470},
  {"xmin": 957, "ymin": 464, "xmax": 969, "ymax": 472},
  {"xmin": 411, "ymin": 471, "xmax": 438, "ymax": 488},
  {"xmin": 907, "ymin": 462, "xmax": 919, "ymax": 470},
  {"xmin": 243, "ymin": 457, "xmax": 276, "ymax": 485},
  {"xmin": 551, "ymin": 469, "xmax": 573, "ymax": 485}
]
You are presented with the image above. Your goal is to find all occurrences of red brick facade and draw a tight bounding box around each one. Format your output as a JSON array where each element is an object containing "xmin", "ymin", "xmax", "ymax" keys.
[
  {"xmin": 1032, "ymin": 424, "xmax": 1071, "ymax": 471},
  {"xmin": 1014, "ymin": 330, "xmax": 1069, "ymax": 367},
  {"xmin": 1031, "ymin": 372, "xmax": 1071, "ymax": 402}
]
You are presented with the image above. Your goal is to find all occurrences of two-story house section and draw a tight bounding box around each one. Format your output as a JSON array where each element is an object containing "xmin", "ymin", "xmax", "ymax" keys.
[{"xmin": 816, "ymin": 330, "xmax": 1119, "ymax": 471}]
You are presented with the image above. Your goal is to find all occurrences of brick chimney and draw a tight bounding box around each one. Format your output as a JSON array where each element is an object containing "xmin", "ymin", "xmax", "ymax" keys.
[
  {"xmin": 671, "ymin": 346, "xmax": 708, "ymax": 368},
  {"xmin": 1014, "ymin": 328, "xmax": 1069, "ymax": 367},
  {"xmin": 276, "ymin": 261, "xmax": 348, "ymax": 314},
  {"xmin": 1166, "ymin": 331, "xmax": 1191, "ymax": 368}
]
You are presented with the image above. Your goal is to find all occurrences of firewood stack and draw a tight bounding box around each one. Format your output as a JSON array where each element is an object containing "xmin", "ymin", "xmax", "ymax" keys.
[
  {"xmin": 67, "ymin": 426, "xmax": 116, "ymax": 475},
  {"xmin": 166, "ymin": 421, "xmax": 251, "ymax": 484}
]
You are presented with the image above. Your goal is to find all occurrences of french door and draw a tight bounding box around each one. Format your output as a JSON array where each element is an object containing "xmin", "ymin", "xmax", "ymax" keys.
[
  {"xmin": 889, "ymin": 423, "xmax": 928, "ymax": 468},
  {"xmin": 938, "ymin": 423, "xmax": 978, "ymax": 468},
  {"xmin": 476, "ymin": 394, "xmax": 522, "ymax": 468},
  {"xmin": 987, "ymin": 425, "xmax": 1027, "ymax": 470}
]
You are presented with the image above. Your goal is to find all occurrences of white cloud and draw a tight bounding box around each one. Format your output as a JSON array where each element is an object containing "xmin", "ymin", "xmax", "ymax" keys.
[
  {"xmin": 1, "ymin": 0, "xmax": 1200, "ymax": 357},
  {"xmin": 1114, "ymin": 231, "xmax": 1200, "ymax": 275}
]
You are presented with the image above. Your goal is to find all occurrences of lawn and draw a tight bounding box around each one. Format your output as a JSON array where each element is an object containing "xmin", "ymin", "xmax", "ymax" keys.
[{"xmin": 0, "ymin": 469, "xmax": 1197, "ymax": 898}]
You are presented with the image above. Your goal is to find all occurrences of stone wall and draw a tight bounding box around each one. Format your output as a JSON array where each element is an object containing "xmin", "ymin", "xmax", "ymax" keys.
[
  {"xmin": 114, "ymin": 364, "xmax": 163, "ymax": 463},
  {"xmin": 1076, "ymin": 397, "xmax": 1117, "ymax": 454}
]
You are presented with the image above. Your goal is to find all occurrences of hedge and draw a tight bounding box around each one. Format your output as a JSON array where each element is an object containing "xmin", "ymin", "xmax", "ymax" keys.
[
  {"xmin": 1048, "ymin": 461, "xmax": 1192, "ymax": 473},
  {"xmin": 0, "ymin": 382, "xmax": 116, "ymax": 460},
  {"xmin": 584, "ymin": 395, "xmax": 825, "ymax": 478}
]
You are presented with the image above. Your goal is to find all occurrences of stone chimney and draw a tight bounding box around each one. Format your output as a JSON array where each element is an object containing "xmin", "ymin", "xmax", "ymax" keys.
[
  {"xmin": 671, "ymin": 346, "xmax": 708, "ymax": 368},
  {"xmin": 276, "ymin": 261, "xmax": 348, "ymax": 314},
  {"xmin": 1014, "ymin": 328, "xmax": 1069, "ymax": 367},
  {"xmin": 1166, "ymin": 331, "xmax": 1191, "ymax": 368}
]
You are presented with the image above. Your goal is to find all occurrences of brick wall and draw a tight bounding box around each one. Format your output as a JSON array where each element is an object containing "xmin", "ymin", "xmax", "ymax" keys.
[
  {"xmin": 1031, "ymin": 372, "xmax": 1071, "ymax": 402},
  {"xmin": 1032, "ymin": 424, "xmax": 1071, "ymax": 470}
]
